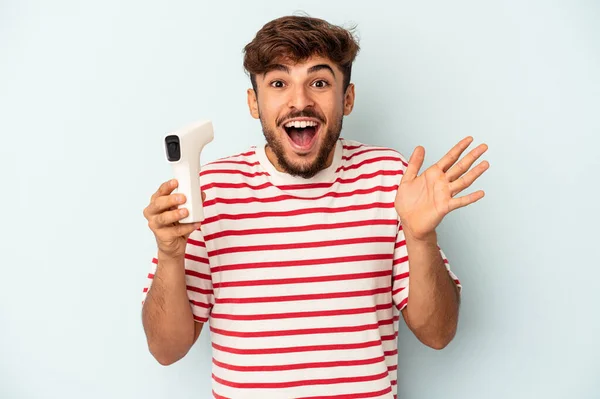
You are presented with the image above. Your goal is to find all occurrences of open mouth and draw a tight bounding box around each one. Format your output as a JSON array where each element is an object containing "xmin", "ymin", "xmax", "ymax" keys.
[{"xmin": 282, "ymin": 119, "xmax": 320, "ymax": 151}]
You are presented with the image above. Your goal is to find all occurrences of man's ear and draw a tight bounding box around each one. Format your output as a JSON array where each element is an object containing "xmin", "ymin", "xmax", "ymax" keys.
[
  {"xmin": 247, "ymin": 88, "xmax": 260, "ymax": 119},
  {"xmin": 343, "ymin": 83, "xmax": 355, "ymax": 116}
]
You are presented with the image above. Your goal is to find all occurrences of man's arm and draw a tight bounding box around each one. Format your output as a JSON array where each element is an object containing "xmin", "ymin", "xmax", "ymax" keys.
[
  {"xmin": 400, "ymin": 231, "xmax": 460, "ymax": 350},
  {"xmin": 394, "ymin": 136, "xmax": 488, "ymax": 349},
  {"xmin": 142, "ymin": 252, "xmax": 204, "ymax": 365}
]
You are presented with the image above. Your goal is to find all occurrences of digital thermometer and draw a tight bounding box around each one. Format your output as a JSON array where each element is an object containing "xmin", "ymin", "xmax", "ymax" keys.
[{"xmin": 164, "ymin": 120, "xmax": 214, "ymax": 224}]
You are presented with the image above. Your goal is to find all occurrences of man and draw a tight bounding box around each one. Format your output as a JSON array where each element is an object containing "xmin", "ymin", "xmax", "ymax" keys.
[{"xmin": 141, "ymin": 15, "xmax": 489, "ymax": 399}]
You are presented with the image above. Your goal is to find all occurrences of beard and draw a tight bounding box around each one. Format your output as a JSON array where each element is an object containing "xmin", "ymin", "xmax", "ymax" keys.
[{"xmin": 260, "ymin": 109, "xmax": 343, "ymax": 179}]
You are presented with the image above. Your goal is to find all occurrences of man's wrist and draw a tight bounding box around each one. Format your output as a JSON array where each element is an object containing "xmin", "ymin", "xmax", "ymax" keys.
[
  {"xmin": 157, "ymin": 251, "xmax": 184, "ymax": 267},
  {"xmin": 403, "ymin": 228, "xmax": 438, "ymax": 246}
]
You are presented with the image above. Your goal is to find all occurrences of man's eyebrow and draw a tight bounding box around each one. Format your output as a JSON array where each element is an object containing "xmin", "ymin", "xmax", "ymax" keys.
[
  {"xmin": 307, "ymin": 64, "xmax": 336, "ymax": 77},
  {"xmin": 263, "ymin": 64, "xmax": 290, "ymax": 77}
]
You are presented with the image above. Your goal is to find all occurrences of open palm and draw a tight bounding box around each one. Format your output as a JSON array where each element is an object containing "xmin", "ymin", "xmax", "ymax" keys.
[{"xmin": 395, "ymin": 136, "xmax": 490, "ymax": 240}]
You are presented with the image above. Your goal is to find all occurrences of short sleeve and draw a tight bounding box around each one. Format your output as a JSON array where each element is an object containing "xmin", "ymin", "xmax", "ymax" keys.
[
  {"xmin": 391, "ymin": 222, "xmax": 461, "ymax": 312},
  {"xmin": 141, "ymin": 228, "xmax": 214, "ymax": 323}
]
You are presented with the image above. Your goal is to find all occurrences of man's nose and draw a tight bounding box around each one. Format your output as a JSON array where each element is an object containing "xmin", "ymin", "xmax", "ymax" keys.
[{"xmin": 287, "ymin": 85, "xmax": 315, "ymax": 110}]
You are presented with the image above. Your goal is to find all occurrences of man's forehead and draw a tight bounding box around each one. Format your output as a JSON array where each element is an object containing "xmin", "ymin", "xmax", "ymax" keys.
[
  {"xmin": 263, "ymin": 56, "xmax": 340, "ymax": 76},
  {"xmin": 278, "ymin": 55, "xmax": 334, "ymax": 66}
]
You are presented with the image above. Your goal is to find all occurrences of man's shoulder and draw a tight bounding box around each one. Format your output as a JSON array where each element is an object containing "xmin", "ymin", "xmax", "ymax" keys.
[
  {"xmin": 340, "ymin": 137, "xmax": 409, "ymax": 169},
  {"xmin": 199, "ymin": 145, "xmax": 261, "ymax": 184},
  {"xmin": 202, "ymin": 146, "xmax": 258, "ymax": 169}
]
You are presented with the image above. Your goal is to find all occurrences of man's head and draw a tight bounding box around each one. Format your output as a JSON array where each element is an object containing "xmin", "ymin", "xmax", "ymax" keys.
[{"xmin": 243, "ymin": 15, "xmax": 360, "ymax": 179}]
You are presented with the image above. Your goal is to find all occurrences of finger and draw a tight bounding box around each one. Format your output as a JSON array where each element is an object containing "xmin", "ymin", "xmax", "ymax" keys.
[
  {"xmin": 156, "ymin": 222, "xmax": 201, "ymax": 242},
  {"xmin": 448, "ymin": 190, "xmax": 485, "ymax": 212},
  {"xmin": 169, "ymin": 221, "xmax": 201, "ymax": 238},
  {"xmin": 154, "ymin": 207, "xmax": 189, "ymax": 228},
  {"xmin": 150, "ymin": 193, "xmax": 186, "ymax": 216},
  {"xmin": 436, "ymin": 136, "xmax": 474, "ymax": 172},
  {"xmin": 202, "ymin": 191, "xmax": 206, "ymax": 203},
  {"xmin": 177, "ymin": 221, "xmax": 202, "ymax": 238},
  {"xmin": 446, "ymin": 143, "xmax": 488, "ymax": 182},
  {"xmin": 151, "ymin": 179, "xmax": 178, "ymax": 202},
  {"xmin": 448, "ymin": 160, "xmax": 490, "ymax": 196},
  {"xmin": 404, "ymin": 146, "xmax": 425, "ymax": 181}
]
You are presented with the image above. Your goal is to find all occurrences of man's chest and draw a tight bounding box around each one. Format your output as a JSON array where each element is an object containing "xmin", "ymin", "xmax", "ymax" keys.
[{"xmin": 203, "ymin": 195, "xmax": 399, "ymax": 311}]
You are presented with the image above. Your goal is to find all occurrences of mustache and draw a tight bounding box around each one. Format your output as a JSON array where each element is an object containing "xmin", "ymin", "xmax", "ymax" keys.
[{"xmin": 277, "ymin": 110, "xmax": 326, "ymax": 127}]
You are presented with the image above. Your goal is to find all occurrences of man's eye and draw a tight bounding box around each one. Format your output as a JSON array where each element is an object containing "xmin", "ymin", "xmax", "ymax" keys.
[
  {"xmin": 270, "ymin": 81, "xmax": 285, "ymax": 88},
  {"xmin": 312, "ymin": 80, "xmax": 329, "ymax": 88}
]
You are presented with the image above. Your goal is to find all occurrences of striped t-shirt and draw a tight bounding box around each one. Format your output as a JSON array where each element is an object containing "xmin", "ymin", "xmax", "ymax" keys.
[{"xmin": 142, "ymin": 137, "xmax": 460, "ymax": 399}]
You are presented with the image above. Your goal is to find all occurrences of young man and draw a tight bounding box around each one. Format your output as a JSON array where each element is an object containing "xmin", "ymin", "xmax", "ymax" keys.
[{"xmin": 141, "ymin": 15, "xmax": 489, "ymax": 399}]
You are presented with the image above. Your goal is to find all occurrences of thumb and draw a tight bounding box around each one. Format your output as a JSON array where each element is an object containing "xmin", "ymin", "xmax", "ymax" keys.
[{"xmin": 403, "ymin": 146, "xmax": 425, "ymax": 181}]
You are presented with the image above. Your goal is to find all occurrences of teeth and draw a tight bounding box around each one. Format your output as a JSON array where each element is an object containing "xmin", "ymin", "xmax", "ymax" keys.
[{"xmin": 284, "ymin": 120, "xmax": 318, "ymax": 128}]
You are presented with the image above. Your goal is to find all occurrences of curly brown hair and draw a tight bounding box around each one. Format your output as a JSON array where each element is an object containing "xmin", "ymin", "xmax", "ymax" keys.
[{"xmin": 243, "ymin": 15, "xmax": 360, "ymax": 93}]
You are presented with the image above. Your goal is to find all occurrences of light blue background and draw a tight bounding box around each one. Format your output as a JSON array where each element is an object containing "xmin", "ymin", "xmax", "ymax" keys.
[{"xmin": 1, "ymin": 1, "xmax": 599, "ymax": 398}]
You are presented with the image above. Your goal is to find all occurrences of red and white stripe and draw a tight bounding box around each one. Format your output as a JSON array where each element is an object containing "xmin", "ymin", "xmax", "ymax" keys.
[{"xmin": 142, "ymin": 138, "xmax": 460, "ymax": 398}]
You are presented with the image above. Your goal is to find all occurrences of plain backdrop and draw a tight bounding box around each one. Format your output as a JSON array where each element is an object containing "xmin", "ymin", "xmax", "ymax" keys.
[{"xmin": 1, "ymin": 0, "xmax": 599, "ymax": 398}]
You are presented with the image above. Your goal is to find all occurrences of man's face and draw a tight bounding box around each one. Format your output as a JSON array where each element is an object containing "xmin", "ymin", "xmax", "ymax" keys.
[{"xmin": 247, "ymin": 56, "xmax": 355, "ymax": 179}]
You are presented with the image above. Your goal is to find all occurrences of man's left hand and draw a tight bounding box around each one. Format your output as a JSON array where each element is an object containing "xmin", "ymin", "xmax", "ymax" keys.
[{"xmin": 395, "ymin": 136, "xmax": 490, "ymax": 241}]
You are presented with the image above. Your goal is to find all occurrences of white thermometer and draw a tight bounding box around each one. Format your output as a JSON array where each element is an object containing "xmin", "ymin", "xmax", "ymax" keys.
[{"xmin": 164, "ymin": 120, "xmax": 214, "ymax": 224}]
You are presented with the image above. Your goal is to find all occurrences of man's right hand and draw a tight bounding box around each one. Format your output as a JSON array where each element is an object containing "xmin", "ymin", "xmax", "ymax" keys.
[{"xmin": 143, "ymin": 179, "xmax": 206, "ymax": 259}]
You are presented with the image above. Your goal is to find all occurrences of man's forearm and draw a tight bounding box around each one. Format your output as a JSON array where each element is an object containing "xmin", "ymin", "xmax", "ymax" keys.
[
  {"xmin": 142, "ymin": 253, "xmax": 196, "ymax": 364},
  {"xmin": 403, "ymin": 231, "xmax": 460, "ymax": 349}
]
